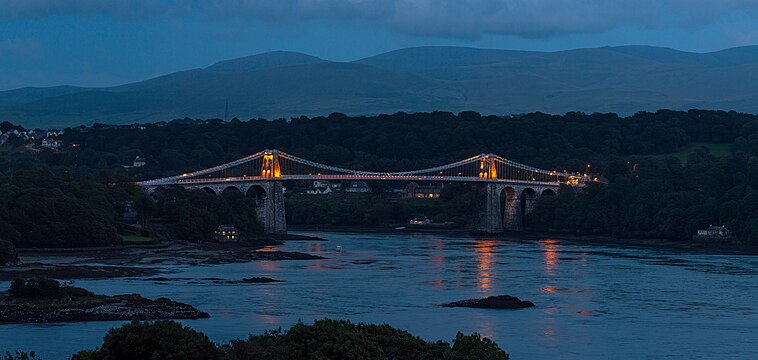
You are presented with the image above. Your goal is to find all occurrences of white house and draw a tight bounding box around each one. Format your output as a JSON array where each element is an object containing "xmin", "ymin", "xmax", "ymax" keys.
[
  {"xmin": 41, "ymin": 138, "xmax": 63, "ymax": 150},
  {"xmin": 133, "ymin": 156, "xmax": 147, "ymax": 167},
  {"xmin": 306, "ymin": 187, "xmax": 332, "ymax": 195},
  {"xmin": 696, "ymin": 225, "xmax": 732, "ymax": 238},
  {"xmin": 313, "ymin": 180, "xmax": 332, "ymax": 188},
  {"xmin": 345, "ymin": 181, "xmax": 371, "ymax": 193}
]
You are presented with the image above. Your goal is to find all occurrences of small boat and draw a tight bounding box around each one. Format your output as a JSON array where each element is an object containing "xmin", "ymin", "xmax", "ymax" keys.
[{"xmin": 335, "ymin": 245, "xmax": 343, "ymax": 252}]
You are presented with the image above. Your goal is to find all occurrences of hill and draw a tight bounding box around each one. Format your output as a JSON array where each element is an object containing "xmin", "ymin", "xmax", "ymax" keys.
[{"xmin": 3, "ymin": 45, "xmax": 758, "ymax": 127}]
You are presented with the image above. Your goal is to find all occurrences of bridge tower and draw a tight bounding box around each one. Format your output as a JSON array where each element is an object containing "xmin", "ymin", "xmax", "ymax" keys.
[
  {"xmin": 257, "ymin": 150, "xmax": 286, "ymax": 234},
  {"xmin": 255, "ymin": 181, "xmax": 287, "ymax": 235},
  {"xmin": 476, "ymin": 184, "xmax": 557, "ymax": 233}
]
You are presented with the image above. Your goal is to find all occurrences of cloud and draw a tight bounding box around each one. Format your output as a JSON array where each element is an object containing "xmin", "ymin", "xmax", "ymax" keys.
[
  {"xmin": 0, "ymin": 38, "xmax": 42, "ymax": 60},
  {"xmin": 2, "ymin": 0, "xmax": 758, "ymax": 38},
  {"xmin": 0, "ymin": 0, "xmax": 165, "ymax": 20}
]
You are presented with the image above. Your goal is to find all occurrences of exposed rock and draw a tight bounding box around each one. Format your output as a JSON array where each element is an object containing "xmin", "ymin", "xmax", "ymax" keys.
[
  {"xmin": 0, "ymin": 265, "xmax": 159, "ymax": 281},
  {"xmin": 0, "ymin": 279, "xmax": 208, "ymax": 323},
  {"xmin": 438, "ymin": 295, "xmax": 535, "ymax": 309},
  {"xmin": 205, "ymin": 276, "xmax": 283, "ymax": 284},
  {"xmin": 240, "ymin": 277, "xmax": 282, "ymax": 283}
]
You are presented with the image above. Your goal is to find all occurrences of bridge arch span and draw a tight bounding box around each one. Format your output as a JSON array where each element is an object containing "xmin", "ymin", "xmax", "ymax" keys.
[
  {"xmin": 499, "ymin": 186, "xmax": 520, "ymax": 230},
  {"xmin": 201, "ymin": 187, "xmax": 217, "ymax": 195},
  {"xmin": 541, "ymin": 188, "xmax": 557, "ymax": 197},
  {"xmin": 520, "ymin": 188, "xmax": 538, "ymax": 227},
  {"xmin": 221, "ymin": 185, "xmax": 242, "ymax": 195},
  {"xmin": 247, "ymin": 184, "xmax": 267, "ymax": 200}
]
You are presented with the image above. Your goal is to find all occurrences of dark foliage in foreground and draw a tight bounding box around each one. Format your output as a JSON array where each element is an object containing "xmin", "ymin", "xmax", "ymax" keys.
[
  {"xmin": 71, "ymin": 320, "xmax": 221, "ymax": 360},
  {"xmin": 69, "ymin": 319, "xmax": 508, "ymax": 360}
]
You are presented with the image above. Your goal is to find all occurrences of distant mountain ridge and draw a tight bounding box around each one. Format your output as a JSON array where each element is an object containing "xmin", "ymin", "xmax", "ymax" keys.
[{"xmin": 3, "ymin": 45, "xmax": 758, "ymax": 128}]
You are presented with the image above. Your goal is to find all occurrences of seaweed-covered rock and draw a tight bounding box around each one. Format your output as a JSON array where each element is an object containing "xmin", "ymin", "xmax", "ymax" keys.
[
  {"xmin": 0, "ymin": 278, "xmax": 209, "ymax": 323},
  {"xmin": 438, "ymin": 295, "xmax": 535, "ymax": 309}
]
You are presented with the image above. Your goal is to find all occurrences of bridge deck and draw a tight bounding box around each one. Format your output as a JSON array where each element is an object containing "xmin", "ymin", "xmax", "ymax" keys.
[{"xmin": 141, "ymin": 175, "xmax": 563, "ymax": 187}]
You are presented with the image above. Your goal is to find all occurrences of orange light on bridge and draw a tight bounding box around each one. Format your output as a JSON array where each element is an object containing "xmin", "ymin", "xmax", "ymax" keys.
[{"xmin": 261, "ymin": 152, "xmax": 282, "ymax": 178}]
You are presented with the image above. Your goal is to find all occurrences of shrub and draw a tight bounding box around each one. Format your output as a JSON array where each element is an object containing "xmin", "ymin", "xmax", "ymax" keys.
[
  {"xmin": 9, "ymin": 278, "xmax": 93, "ymax": 299},
  {"xmin": 71, "ymin": 320, "xmax": 222, "ymax": 360},
  {"xmin": 226, "ymin": 319, "xmax": 508, "ymax": 360}
]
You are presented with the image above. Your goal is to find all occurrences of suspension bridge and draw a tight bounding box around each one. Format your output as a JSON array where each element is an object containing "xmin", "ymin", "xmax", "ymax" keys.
[{"xmin": 138, "ymin": 150, "xmax": 583, "ymax": 234}]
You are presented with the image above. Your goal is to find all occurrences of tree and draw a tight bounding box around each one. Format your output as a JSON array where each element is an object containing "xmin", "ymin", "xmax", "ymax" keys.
[
  {"xmin": 0, "ymin": 239, "xmax": 18, "ymax": 266},
  {"xmin": 132, "ymin": 191, "xmax": 156, "ymax": 227},
  {"xmin": 72, "ymin": 320, "xmax": 222, "ymax": 360}
]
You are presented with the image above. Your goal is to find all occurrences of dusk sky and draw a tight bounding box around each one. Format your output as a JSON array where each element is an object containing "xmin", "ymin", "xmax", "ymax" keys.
[{"xmin": 2, "ymin": 0, "xmax": 758, "ymax": 90}]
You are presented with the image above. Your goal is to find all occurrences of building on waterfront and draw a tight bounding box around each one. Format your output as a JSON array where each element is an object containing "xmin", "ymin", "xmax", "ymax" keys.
[
  {"xmin": 346, "ymin": 181, "xmax": 371, "ymax": 193},
  {"xmin": 696, "ymin": 225, "xmax": 732, "ymax": 237},
  {"xmin": 404, "ymin": 182, "xmax": 443, "ymax": 198},
  {"xmin": 214, "ymin": 225, "xmax": 239, "ymax": 242},
  {"xmin": 694, "ymin": 225, "xmax": 733, "ymax": 241}
]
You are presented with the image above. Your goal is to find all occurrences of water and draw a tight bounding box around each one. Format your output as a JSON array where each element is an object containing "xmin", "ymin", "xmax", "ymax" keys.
[{"xmin": 2, "ymin": 231, "xmax": 757, "ymax": 359}]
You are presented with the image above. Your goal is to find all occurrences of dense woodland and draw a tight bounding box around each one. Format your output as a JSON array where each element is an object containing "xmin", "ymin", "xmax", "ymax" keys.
[{"xmin": 1, "ymin": 109, "xmax": 758, "ymax": 246}]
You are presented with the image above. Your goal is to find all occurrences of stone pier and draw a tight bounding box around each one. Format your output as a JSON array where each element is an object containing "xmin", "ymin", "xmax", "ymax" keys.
[{"xmin": 475, "ymin": 183, "xmax": 558, "ymax": 234}]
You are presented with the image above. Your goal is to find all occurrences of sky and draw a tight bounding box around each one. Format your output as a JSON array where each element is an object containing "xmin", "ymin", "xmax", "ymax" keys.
[{"xmin": 1, "ymin": 0, "xmax": 758, "ymax": 90}]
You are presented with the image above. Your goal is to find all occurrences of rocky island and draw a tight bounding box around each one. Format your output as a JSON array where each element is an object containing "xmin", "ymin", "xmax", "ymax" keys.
[
  {"xmin": 0, "ymin": 278, "xmax": 209, "ymax": 324},
  {"xmin": 439, "ymin": 295, "xmax": 535, "ymax": 309}
]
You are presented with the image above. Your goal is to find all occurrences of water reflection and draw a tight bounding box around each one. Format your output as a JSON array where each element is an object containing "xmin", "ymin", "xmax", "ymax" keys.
[
  {"xmin": 304, "ymin": 242, "xmax": 324, "ymax": 253},
  {"xmin": 540, "ymin": 239, "xmax": 560, "ymax": 275},
  {"xmin": 474, "ymin": 240, "xmax": 497, "ymax": 291}
]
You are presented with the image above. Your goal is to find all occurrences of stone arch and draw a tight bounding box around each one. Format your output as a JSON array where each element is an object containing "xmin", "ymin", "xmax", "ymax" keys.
[
  {"xmin": 541, "ymin": 188, "xmax": 557, "ymax": 197},
  {"xmin": 499, "ymin": 186, "xmax": 519, "ymax": 230},
  {"xmin": 201, "ymin": 186, "xmax": 217, "ymax": 195},
  {"xmin": 520, "ymin": 188, "xmax": 538, "ymax": 226},
  {"xmin": 222, "ymin": 185, "xmax": 241, "ymax": 195},
  {"xmin": 247, "ymin": 184, "xmax": 267, "ymax": 200}
]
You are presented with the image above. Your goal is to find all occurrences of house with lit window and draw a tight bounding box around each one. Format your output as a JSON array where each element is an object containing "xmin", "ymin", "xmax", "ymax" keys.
[
  {"xmin": 214, "ymin": 225, "xmax": 239, "ymax": 242},
  {"xmin": 41, "ymin": 138, "xmax": 63, "ymax": 150},
  {"xmin": 404, "ymin": 182, "xmax": 443, "ymax": 198}
]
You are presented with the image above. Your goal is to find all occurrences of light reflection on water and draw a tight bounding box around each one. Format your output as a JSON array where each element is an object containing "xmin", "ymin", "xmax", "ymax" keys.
[{"xmin": 1, "ymin": 231, "xmax": 756, "ymax": 359}]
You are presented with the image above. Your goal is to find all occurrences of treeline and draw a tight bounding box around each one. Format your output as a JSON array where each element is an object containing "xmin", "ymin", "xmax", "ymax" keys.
[
  {"xmin": 0, "ymin": 170, "xmax": 263, "ymax": 248},
  {"xmin": 0, "ymin": 170, "xmax": 124, "ymax": 247},
  {"xmin": 2, "ymin": 109, "xmax": 758, "ymax": 242},
  {"xmin": 7, "ymin": 109, "xmax": 750, "ymax": 179}
]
